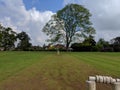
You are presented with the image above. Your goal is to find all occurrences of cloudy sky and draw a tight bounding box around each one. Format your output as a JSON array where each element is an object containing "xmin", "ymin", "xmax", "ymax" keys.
[{"xmin": 0, "ymin": 0, "xmax": 120, "ymax": 45}]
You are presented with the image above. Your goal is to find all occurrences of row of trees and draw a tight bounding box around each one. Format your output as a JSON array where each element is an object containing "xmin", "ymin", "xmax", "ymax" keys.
[
  {"xmin": 0, "ymin": 24, "xmax": 31, "ymax": 51},
  {"xmin": 0, "ymin": 23, "xmax": 120, "ymax": 52},
  {"xmin": 71, "ymin": 37, "xmax": 120, "ymax": 52}
]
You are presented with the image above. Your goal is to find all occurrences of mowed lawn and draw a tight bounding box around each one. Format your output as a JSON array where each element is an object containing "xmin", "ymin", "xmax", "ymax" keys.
[{"xmin": 0, "ymin": 52, "xmax": 120, "ymax": 90}]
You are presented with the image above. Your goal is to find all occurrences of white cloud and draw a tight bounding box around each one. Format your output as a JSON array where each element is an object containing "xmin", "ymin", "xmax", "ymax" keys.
[
  {"xmin": 63, "ymin": 0, "xmax": 120, "ymax": 41},
  {"xmin": 0, "ymin": 0, "xmax": 54, "ymax": 45}
]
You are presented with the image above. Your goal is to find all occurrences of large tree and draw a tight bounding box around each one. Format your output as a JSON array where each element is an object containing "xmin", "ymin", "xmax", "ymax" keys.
[
  {"xmin": 0, "ymin": 24, "xmax": 17, "ymax": 50},
  {"xmin": 43, "ymin": 4, "xmax": 95, "ymax": 50}
]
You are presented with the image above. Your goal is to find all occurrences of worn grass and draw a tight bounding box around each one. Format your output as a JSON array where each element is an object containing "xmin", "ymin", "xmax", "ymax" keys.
[{"xmin": 0, "ymin": 52, "xmax": 119, "ymax": 90}]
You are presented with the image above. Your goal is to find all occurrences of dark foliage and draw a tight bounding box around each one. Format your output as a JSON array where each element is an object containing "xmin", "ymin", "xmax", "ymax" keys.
[
  {"xmin": 0, "ymin": 24, "xmax": 17, "ymax": 50},
  {"xmin": 17, "ymin": 31, "xmax": 32, "ymax": 51}
]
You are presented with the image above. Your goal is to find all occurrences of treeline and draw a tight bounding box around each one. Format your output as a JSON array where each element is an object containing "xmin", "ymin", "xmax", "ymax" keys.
[
  {"xmin": 0, "ymin": 24, "xmax": 32, "ymax": 51},
  {"xmin": 0, "ymin": 24, "xmax": 120, "ymax": 52},
  {"xmin": 0, "ymin": 24, "xmax": 53, "ymax": 51},
  {"xmin": 71, "ymin": 36, "xmax": 120, "ymax": 52}
]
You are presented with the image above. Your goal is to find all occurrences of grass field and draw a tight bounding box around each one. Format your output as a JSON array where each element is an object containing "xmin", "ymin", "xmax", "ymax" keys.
[{"xmin": 0, "ymin": 51, "xmax": 120, "ymax": 90}]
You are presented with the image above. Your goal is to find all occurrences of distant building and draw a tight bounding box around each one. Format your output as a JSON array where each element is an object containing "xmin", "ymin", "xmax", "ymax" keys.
[{"xmin": 54, "ymin": 44, "xmax": 66, "ymax": 50}]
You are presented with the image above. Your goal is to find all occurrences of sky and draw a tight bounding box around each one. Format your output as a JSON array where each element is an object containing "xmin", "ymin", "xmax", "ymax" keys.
[
  {"xmin": 23, "ymin": 0, "xmax": 64, "ymax": 12},
  {"xmin": 0, "ymin": 0, "xmax": 120, "ymax": 46}
]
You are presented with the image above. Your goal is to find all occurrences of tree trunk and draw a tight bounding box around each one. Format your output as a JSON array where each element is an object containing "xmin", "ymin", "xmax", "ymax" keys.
[{"xmin": 66, "ymin": 42, "xmax": 70, "ymax": 51}]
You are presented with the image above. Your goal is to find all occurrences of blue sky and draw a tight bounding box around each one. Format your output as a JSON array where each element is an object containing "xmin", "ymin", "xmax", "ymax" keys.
[
  {"xmin": 23, "ymin": 0, "xmax": 64, "ymax": 12},
  {"xmin": 0, "ymin": 0, "xmax": 120, "ymax": 45}
]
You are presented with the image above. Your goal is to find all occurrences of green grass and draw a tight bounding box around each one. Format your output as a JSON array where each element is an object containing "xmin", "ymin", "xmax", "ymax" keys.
[
  {"xmin": 70, "ymin": 52, "xmax": 120, "ymax": 76},
  {"xmin": 0, "ymin": 52, "xmax": 120, "ymax": 90},
  {"xmin": 0, "ymin": 51, "xmax": 47, "ymax": 81}
]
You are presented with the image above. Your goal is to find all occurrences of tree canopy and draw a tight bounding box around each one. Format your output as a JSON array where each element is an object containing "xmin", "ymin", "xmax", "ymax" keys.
[
  {"xmin": 17, "ymin": 31, "xmax": 32, "ymax": 51},
  {"xmin": 0, "ymin": 24, "xmax": 17, "ymax": 50},
  {"xmin": 43, "ymin": 4, "xmax": 95, "ymax": 50}
]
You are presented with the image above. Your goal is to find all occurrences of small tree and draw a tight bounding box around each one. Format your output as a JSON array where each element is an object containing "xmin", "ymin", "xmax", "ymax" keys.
[
  {"xmin": 96, "ymin": 38, "xmax": 109, "ymax": 51},
  {"xmin": 110, "ymin": 37, "xmax": 120, "ymax": 51},
  {"xmin": 17, "ymin": 31, "xmax": 32, "ymax": 51},
  {"xmin": 43, "ymin": 4, "xmax": 95, "ymax": 50}
]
